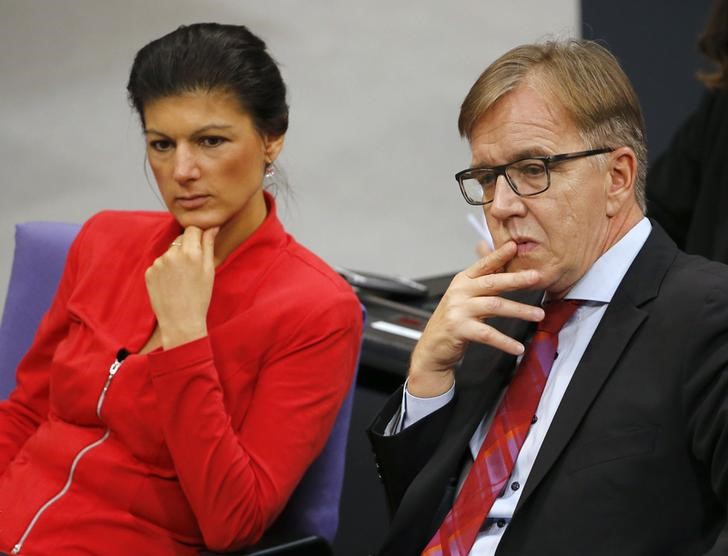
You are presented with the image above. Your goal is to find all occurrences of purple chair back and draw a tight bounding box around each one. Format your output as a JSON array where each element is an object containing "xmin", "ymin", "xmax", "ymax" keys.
[
  {"xmin": 0, "ymin": 222, "xmax": 81, "ymax": 399},
  {"xmin": 0, "ymin": 221, "xmax": 362, "ymax": 544},
  {"xmin": 267, "ymin": 346, "xmax": 361, "ymax": 543}
]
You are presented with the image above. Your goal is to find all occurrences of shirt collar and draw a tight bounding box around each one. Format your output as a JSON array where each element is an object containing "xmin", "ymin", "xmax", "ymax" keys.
[
  {"xmin": 564, "ymin": 217, "xmax": 651, "ymax": 304},
  {"xmin": 214, "ymin": 190, "xmax": 287, "ymax": 275}
]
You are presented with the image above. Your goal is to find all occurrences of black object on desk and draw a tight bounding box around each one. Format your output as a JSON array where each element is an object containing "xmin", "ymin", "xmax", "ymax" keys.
[
  {"xmin": 334, "ymin": 267, "xmax": 429, "ymax": 298},
  {"xmin": 336, "ymin": 269, "xmax": 453, "ymax": 384}
]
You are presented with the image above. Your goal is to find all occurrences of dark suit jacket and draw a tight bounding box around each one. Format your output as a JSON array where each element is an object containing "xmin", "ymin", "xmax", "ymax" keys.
[{"xmin": 368, "ymin": 224, "xmax": 728, "ymax": 556}]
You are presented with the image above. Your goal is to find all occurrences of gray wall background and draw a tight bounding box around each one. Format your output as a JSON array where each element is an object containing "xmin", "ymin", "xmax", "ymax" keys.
[{"xmin": 0, "ymin": 1, "xmax": 578, "ymax": 314}]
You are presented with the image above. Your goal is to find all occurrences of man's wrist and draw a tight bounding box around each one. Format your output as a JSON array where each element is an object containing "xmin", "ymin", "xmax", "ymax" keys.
[
  {"xmin": 406, "ymin": 367, "xmax": 455, "ymax": 398},
  {"xmin": 407, "ymin": 344, "xmax": 457, "ymax": 397}
]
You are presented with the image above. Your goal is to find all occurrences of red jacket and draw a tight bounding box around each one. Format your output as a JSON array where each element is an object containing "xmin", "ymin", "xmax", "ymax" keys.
[{"xmin": 0, "ymin": 194, "xmax": 362, "ymax": 555}]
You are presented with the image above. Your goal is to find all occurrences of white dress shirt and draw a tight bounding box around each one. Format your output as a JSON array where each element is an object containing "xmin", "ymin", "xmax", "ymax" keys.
[{"xmin": 392, "ymin": 218, "xmax": 652, "ymax": 554}]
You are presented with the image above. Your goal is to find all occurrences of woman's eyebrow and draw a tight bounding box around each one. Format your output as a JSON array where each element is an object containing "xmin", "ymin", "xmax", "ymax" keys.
[{"xmin": 144, "ymin": 123, "xmax": 234, "ymax": 136}]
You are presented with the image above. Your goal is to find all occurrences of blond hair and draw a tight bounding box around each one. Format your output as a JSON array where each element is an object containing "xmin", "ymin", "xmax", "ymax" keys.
[{"xmin": 459, "ymin": 39, "xmax": 647, "ymax": 210}]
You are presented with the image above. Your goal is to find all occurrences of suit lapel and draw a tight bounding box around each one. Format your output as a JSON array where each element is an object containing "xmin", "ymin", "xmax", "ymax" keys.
[
  {"xmin": 515, "ymin": 297, "xmax": 646, "ymax": 508},
  {"xmin": 452, "ymin": 288, "xmax": 544, "ymax": 444},
  {"xmin": 429, "ymin": 288, "xmax": 544, "ymax": 474},
  {"xmin": 384, "ymin": 291, "xmax": 543, "ymax": 548},
  {"xmin": 516, "ymin": 222, "xmax": 678, "ymax": 509}
]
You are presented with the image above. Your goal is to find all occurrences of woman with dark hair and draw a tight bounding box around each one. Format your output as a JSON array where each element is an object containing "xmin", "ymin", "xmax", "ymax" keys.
[
  {"xmin": 646, "ymin": 0, "xmax": 728, "ymax": 262},
  {"xmin": 0, "ymin": 23, "xmax": 362, "ymax": 555}
]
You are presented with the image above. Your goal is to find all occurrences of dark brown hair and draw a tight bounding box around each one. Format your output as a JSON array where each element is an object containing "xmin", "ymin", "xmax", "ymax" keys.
[
  {"xmin": 127, "ymin": 23, "xmax": 288, "ymax": 136},
  {"xmin": 697, "ymin": 0, "xmax": 728, "ymax": 89}
]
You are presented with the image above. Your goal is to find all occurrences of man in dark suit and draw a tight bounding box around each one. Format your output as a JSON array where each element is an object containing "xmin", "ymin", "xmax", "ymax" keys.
[{"xmin": 368, "ymin": 39, "xmax": 728, "ymax": 556}]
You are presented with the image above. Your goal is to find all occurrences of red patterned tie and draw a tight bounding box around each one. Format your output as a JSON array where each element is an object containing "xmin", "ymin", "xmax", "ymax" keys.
[{"xmin": 422, "ymin": 300, "xmax": 581, "ymax": 556}]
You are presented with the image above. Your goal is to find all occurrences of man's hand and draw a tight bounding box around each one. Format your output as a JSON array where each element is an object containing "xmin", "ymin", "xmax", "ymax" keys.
[
  {"xmin": 145, "ymin": 226, "xmax": 219, "ymax": 350},
  {"xmin": 407, "ymin": 241, "xmax": 544, "ymax": 397}
]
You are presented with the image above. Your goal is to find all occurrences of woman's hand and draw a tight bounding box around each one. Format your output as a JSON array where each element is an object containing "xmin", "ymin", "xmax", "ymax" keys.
[
  {"xmin": 145, "ymin": 226, "xmax": 219, "ymax": 350},
  {"xmin": 407, "ymin": 241, "xmax": 544, "ymax": 397}
]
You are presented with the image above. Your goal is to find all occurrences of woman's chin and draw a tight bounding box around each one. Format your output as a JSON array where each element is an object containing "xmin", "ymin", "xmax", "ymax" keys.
[
  {"xmin": 168, "ymin": 205, "xmax": 215, "ymax": 227},
  {"xmin": 174, "ymin": 215, "xmax": 224, "ymax": 231}
]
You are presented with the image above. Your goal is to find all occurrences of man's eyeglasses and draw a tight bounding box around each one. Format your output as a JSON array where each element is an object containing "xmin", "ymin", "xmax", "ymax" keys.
[{"xmin": 455, "ymin": 147, "xmax": 614, "ymax": 206}]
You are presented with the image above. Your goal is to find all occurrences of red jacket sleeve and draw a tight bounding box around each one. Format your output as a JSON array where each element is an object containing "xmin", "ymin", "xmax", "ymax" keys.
[
  {"xmin": 0, "ymin": 223, "xmax": 87, "ymax": 472},
  {"xmin": 146, "ymin": 293, "xmax": 362, "ymax": 551}
]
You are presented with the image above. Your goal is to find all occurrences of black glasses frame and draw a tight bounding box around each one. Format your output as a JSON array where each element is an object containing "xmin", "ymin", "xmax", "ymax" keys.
[{"xmin": 455, "ymin": 147, "xmax": 615, "ymax": 206}]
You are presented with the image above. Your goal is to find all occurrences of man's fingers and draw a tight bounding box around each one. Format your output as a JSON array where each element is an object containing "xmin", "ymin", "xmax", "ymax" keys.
[
  {"xmin": 465, "ymin": 240, "xmax": 517, "ymax": 278},
  {"xmin": 467, "ymin": 296, "xmax": 544, "ymax": 322},
  {"xmin": 473, "ymin": 269, "xmax": 541, "ymax": 296},
  {"xmin": 463, "ymin": 320, "xmax": 525, "ymax": 356}
]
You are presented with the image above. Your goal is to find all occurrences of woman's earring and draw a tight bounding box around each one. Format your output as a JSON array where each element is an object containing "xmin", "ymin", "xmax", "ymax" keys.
[{"xmin": 264, "ymin": 163, "xmax": 276, "ymax": 179}]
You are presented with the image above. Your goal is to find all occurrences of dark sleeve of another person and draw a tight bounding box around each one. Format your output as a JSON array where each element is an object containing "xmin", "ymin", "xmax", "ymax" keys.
[{"xmin": 646, "ymin": 91, "xmax": 713, "ymax": 250}]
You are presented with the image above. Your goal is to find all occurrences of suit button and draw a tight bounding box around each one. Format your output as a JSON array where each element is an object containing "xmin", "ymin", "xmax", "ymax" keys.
[{"xmin": 510, "ymin": 482, "xmax": 520, "ymax": 491}]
